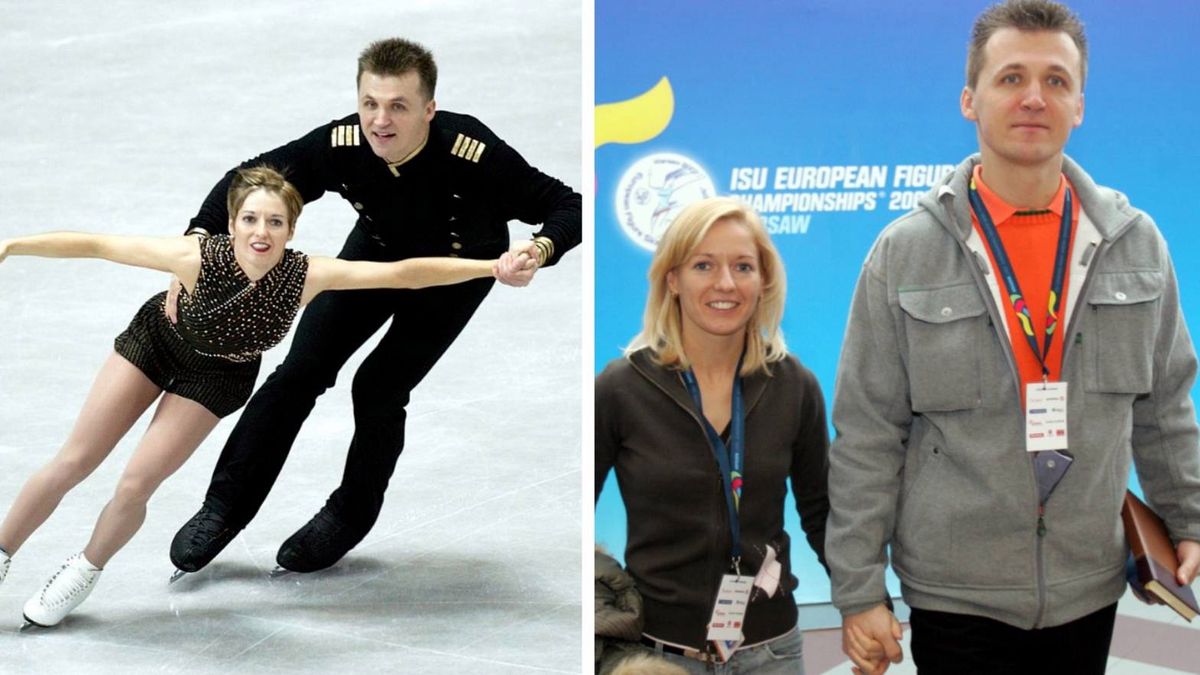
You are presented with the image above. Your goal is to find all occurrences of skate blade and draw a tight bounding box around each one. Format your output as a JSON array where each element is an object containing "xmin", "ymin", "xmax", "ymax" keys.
[
  {"xmin": 168, "ymin": 569, "xmax": 188, "ymax": 585},
  {"xmin": 19, "ymin": 618, "xmax": 43, "ymax": 632},
  {"xmin": 269, "ymin": 565, "xmax": 294, "ymax": 578}
]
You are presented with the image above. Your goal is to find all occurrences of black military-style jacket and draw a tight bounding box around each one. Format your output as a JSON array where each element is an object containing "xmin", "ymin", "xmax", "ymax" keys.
[{"xmin": 187, "ymin": 110, "xmax": 580, "ymax": 265}]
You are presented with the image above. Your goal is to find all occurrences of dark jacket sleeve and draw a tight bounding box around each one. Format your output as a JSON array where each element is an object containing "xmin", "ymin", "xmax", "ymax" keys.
[
  {"xmin": 484, "ymin": 140, "xmax": 581, "ymax": 266},
  {"xmin": 790, "ymin": 363, "xmax": 831, "ymax": 574},
  {"xmin": 185, "ymin": 124, "xmax": 333, "ymax": 235}
]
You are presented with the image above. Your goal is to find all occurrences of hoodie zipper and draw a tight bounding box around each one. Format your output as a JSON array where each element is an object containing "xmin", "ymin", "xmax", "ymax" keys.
[
  {"xmin": 956, "ymin": 235, "xmax": 1056, "ymax": 624},
  {"xmin": 634, "ymin": 362, "xmax": 761, "ymax": 622},
  {"xmin": 1029, "ymin": 238, "xmax": 1109, "ymax": 628},
  {"xmin": 949, "ymin": 200, "xmax": 1126, "ymax": 628}
]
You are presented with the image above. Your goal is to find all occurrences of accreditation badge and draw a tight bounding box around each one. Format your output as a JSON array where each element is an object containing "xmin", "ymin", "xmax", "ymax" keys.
[
  {"xmin": 1026, "ymin": 382, "xmax": 1068, "ymax": 452},
  {"xmin": 706, "ymin": 574, "xmax": 751, "ymax": 661}
]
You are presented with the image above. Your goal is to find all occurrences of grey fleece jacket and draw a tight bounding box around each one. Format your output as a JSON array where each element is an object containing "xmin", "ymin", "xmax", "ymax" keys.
[{"xmin": 826, "ymin": 154, "xmax": 1200, "ymax": 629}]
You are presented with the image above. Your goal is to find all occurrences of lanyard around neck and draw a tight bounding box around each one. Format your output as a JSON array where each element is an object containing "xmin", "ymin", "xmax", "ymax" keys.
[
  {"xmin": 968, "ymin": 178, "xmax": 1073, "ymax": 379},
  {"xmin": 680, "ymin": 366, "xmax": 745, "ymax": 563}
]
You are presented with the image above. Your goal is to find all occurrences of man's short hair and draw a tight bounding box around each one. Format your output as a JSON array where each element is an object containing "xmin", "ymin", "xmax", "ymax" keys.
[
  {"xmin": 357, "ymin": 38, "xmax": 438, "ymax": 100},
  {"xmin": 966, "ymin": 0, "xmax": 1088, "ymax": 90}
]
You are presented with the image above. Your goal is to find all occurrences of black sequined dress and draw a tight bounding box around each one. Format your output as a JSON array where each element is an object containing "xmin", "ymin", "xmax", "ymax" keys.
[{"xmin": 114, "ymin": 235, "xmax": 308, "ymax": 417}]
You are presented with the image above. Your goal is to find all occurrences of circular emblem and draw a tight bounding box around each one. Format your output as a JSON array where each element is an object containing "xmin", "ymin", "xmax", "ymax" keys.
[{"xmin": 615, "ymin": 152, "xmax": 716, "ymax": 251}]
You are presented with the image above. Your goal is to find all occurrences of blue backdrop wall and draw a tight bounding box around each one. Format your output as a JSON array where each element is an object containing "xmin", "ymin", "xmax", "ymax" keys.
[{"xmin": 594, "ymin": 1, "xmax": 1200, "ymax": 603}]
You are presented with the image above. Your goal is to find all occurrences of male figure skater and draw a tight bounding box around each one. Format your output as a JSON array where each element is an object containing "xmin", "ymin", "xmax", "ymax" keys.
[{"xmin": 170, "ymin": 38, "xmax": 580, "ymax": 576}]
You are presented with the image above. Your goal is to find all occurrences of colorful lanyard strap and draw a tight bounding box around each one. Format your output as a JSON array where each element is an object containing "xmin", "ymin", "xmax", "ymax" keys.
[
  {"xmin": 681, "ymin": 367, "xmax": 745, "ymax": 563},
  {"xmin": 967, "ymin": 178, "xmax": 1073, "ymax": 379}
]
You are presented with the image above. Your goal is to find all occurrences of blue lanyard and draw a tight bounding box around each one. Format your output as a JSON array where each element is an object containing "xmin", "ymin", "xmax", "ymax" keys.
[
  {"xmin": 968, "ymin": 179, "xmax": 1073, "ymax": 378},
  {"xmin": 681, "ymin": 367, "xmax": 745, "ymax": 562}
]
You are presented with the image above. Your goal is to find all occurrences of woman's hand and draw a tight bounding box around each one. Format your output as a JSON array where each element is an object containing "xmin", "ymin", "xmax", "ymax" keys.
[{"xmin": 493, "ymin": 241, "xmax": 540, "ymax": 287}]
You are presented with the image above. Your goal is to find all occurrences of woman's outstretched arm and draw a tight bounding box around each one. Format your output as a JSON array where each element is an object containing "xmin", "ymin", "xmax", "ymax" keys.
[
  {"xmin": 300, "ymin": 255, "xmax": 500, "ymax": 306},
  {"xmin": 0, "ymin": 233, "xmax": 199, "ymax": 286}
]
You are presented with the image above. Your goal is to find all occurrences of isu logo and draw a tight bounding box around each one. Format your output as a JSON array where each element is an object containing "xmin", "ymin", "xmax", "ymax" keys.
[{"xmin": 616, "ymin": 153, "xmax": 716, "ymax": 251}]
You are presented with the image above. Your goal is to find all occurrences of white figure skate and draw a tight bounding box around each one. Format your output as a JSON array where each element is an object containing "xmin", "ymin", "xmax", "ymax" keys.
[{"xmin": 23, "ymin": 552, "xmax": 103, "ymax": 627}]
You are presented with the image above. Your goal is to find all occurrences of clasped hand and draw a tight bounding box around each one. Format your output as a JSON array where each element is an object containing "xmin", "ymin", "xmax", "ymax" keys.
[
  {"xmin": 843, "ymin": 604, "xmax": 904, "ymax": 675},
  {"xmin": 493, "ymin": 240, "xmax": 541, "ymax": 287}
]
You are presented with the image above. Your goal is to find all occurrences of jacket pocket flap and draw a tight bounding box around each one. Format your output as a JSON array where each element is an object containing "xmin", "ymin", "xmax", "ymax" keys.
[
  {"xmin": 898, "ymin": 284, "xmax": 987, "ymax": 324},
  {"xmin": 1087, "ymin": 271, "xmax": 1163, "ymax": 306}
]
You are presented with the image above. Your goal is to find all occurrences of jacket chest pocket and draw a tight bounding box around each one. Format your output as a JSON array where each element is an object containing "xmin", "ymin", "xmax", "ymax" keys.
[
  {"xmin": 898, "ymin": 284, "xmax": 987, "ymax": 412},
  {"xmin": 1083, "ymin": 271, "xmax": 1163, "ymax": 394}
]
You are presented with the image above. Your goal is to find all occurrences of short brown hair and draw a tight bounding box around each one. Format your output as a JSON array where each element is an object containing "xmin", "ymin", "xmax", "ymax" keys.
[
  {"xmin": 966, "ymin": 0, "xmax": 1087, "ymax": 89},
  {"xmin": 227, "ymin": 166, "xmax": 303, "ymax": 231},
  {"xmin": 357, "ymin": 38, "xmax": 437, "ymax": 100}
]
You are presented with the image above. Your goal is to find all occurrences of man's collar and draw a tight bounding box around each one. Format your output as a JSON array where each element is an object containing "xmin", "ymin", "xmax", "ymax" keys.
[
  {"xmin": 971, "ymin": 164, "xmax": 1068, "ymax": 224},
  {"xmin": 385, "ymin": 129, "xmax": 430, "ymax": 176}
]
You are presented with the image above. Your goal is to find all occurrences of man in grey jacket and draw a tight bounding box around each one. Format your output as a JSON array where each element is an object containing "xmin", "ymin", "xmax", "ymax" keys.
[{"xmin": 826, "ymin": 1, "xmax": 1200, "ymax": 673}]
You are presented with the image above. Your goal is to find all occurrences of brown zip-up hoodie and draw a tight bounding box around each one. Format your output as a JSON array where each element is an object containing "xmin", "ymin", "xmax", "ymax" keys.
[{"xmin": 596, "ymin": 348, "xmax": 830, "ymax": 649}]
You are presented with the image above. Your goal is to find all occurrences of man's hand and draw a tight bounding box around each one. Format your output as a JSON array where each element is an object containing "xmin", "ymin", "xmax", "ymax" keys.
[
  {"xmin": 493, "ymin": 240, "xmax": 540, "ymax": 287},
  {"xmin": 1177, "ymin": 539, "xmax": 1200, "ymax": 586},
  {"xmin": 164, "ymin": 275, "xmax": 183, "ymax": 323},
  {"xmin": 165, "ymin": 231, "xmax": 207, "ymax": 322},
  {"xmin": 843, "ymin": 604, "xmax": 904, "ymax": 675}
]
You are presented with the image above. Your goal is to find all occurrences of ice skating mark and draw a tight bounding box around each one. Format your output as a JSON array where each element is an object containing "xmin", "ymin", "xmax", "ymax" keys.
[{"xmin": 269, "ymin": 565, "xmax": 294, "ymax": 578}]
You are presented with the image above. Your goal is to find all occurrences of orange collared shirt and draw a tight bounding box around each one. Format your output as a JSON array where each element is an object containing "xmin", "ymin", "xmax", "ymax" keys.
[{"xmin": 970, "ymin": 164, "xmax": 1080, "ymax": 400}]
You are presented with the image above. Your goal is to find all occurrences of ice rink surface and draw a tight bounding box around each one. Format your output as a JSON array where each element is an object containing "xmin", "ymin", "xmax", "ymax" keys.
[{"xmin": 0, "ymin": 2, "xmax": 582, "ymax": 672}]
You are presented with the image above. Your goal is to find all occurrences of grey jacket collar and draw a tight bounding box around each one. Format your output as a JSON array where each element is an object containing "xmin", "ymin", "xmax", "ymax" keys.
[{"xmin": 920, "ymin": 154, "xmax": 1142, "ymax": 243}]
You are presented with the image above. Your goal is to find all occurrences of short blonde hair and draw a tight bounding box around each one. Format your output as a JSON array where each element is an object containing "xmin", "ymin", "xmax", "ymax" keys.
[{"xmin": 626, "ymin": 197, "xmax": 787, "ymax": 376}]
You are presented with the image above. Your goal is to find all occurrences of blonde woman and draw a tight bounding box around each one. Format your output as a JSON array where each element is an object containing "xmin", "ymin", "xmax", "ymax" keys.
[
  {"xmin": 596, "ymin": 197, "xmax": 829, "ymax": 673},
  {"xmin": 0, "ymin": 167, "xmax": 511, "ymax": 627}
]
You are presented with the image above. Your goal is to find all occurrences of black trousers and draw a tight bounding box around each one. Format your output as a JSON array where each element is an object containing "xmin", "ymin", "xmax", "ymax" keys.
[
  {"xmin": 202, "ymin": 226, "xmax": 497, "ymax": 533},
  {"xmin": 909, "ymin": 602, "xmax": 1118, "ymax": 675}
]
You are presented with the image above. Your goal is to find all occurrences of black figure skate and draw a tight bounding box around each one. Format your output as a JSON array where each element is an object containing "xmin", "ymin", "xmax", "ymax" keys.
[
  {"xmin": 273, "ymin": 507, "xmax": 364, "ymax": 576},
  {"xmin": 169, "ymin": 505, "xmax": 240, "ymax": 583}
]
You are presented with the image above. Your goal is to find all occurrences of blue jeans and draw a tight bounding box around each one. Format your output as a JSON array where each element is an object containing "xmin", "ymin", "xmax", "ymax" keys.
[{"xmin": 650, "ymin": 627, "xmax": 805, "ymax": 674}]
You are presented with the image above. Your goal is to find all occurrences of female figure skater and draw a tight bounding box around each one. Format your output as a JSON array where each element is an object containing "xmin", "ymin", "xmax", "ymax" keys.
[
  {"xmin": 595, "ymin": 197, "xmax": 829, "ymax": 673},
  {"xmin": 0, "ymin": 166, "xmax": 514, "ymax": 627}
]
